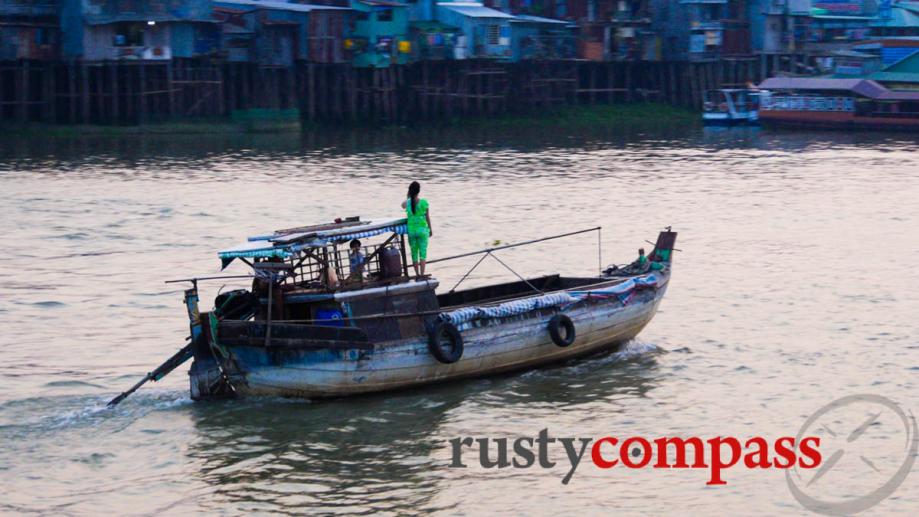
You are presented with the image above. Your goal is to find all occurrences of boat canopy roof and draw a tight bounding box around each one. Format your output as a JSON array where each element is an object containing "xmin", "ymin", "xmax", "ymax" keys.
[
  {"xmin": 758, "ymin": 77, "xmax": 919, "ymax": 101},
  {"xmin": 218, "ymin": 217, "xmax": 407, "ymax": 269},
  {"xmin": 706, "ymin": 88, "xmax": 758, "ymax": 93}
]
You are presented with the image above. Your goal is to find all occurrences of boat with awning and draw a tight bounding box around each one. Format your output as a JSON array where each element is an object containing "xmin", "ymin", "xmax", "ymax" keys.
[
  {"xmin": 109, "ymin": 217, "xmax": 677, "ymax": 403},
  {"xmin": 758, "ymin": 77, "xmax": 919, "ymax": 130}
]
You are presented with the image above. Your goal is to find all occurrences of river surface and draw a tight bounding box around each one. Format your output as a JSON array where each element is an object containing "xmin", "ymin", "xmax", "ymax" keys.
[{"xmin": 1, "ymin": 124, "xmax": 918, "ymax": 515}]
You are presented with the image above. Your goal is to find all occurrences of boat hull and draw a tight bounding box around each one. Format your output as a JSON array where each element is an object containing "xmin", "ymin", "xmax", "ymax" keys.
[
  {"xmin": 703, "ymin": 112, "xmax": 760, "ymax": 126},
  {"xmin": 760, "ymin": 110, "xmax": 919, "ymax": 131},
  {"xmin": 193, "ymin": 280, "xmax": 667, "ymax": 399}
]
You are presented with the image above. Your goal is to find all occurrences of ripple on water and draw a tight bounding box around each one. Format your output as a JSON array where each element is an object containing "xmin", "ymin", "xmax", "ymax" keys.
[
  {"xmin": 2, "ymin": 128, "xmax": 919, "ymax": 515},
  {"xmin": 30, "ymin": 301, "xmax": 66, "ymax": 308},
  {"xmin": 42, "ymin": 380, "xmax": 107, "ymax": 390}
]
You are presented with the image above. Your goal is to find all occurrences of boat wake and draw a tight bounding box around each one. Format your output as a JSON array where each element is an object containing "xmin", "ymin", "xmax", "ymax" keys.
[
  {"xmin": 0, "ymin": 390, "xmax": 192, "ymax": 440},
  {"xmin": 613, "ymin": 339, "xmax": 664, "ymax": 361}
]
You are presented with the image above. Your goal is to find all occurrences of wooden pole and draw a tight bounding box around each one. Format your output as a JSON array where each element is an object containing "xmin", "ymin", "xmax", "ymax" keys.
[
  {"xmin": 318, "ymin": 64, "xmax": 327, "ymax": 120},
  {"xmin": 265, "ymin": 279, "xmax": 273, "ymax": 347},
  {"xmin": 111, "ymin": 61, "xmax": 119, "ymax": 123},
  {"xmin": 42, "ymin": 62, "xmax": 54, "ymax": 122},
  {"xmin": 68, "ymin": 61, "xmax": 76, "ymax": 123},
  {"xmin": 420, "ymin": 61, "xmax": 428, "ymax": 119},
  {"xmin": 166, "ymin": 60, "xmax": 175, "ymax": 117},
  {"xmin": 625, "ymin": 62, "xmax": 632, "ymax": 102},
  {"xmin": 348, "ymin": 66, "xmax": 357, "ymax": 121},
  {"xmin": 0, "ymin": 66, "xmax": 5, "ymax": 120},
  {"xmin": 335, "ymin": 64, "xmax": 345, "ymax": 120},
  {"xmin": 94, "ymin": 64, "xmax": 104, "ymax": 122},
  {"xmin": 138, "ymin": 62, "xmax": 147, "ymax": 124},
  {"xmin": 390, "ymin": 67, "xmax": 398, "ymax": 121},
  {"xmin": 49, "ymin": 62, "xmax": 58, "ymax": 122},
  {"xmin": 18, "ymin": 60, "xmax": 29, "ymax": 122},
  {"xmin": 241, "ymin": 62, "xmax": 250, "ymax": 110},
  {"xmin": 307, "ymin": 63, "xmax": 316, "ymax": 120},
  {"xmin": 80, "ymin": 62, "xmax": 90, "ymax": 123},
  {"xmin": 217, "ymin": 64, "xmax": 226, "ymax": 115}
]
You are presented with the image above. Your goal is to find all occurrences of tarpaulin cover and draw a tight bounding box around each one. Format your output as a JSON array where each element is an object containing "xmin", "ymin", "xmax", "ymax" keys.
[
  {"xmin": 218, "ymin": 240, "xmax": 293, "ymax": 260},
  {"xmin": 439, "ymin": 274, "xmax": 660, "ymax": 326},
  {"xmin": 440, "ymin": 291, "xmax": 579, "ymax": 326},
  {"xmin": 296, "ymin": 223, "xmax": 407, "ymax": 248},
  {"xmin": 219, "ymin": 219, "xmax": 407, "ymax": 269}
]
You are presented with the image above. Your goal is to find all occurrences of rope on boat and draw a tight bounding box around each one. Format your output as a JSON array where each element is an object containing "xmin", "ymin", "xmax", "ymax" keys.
[
  {"xmin": 426, "ymin": 227, "xmax": 602, "ymax": 265},
  {"xmin": 439, "ymin": 227, "xmax": 603, "ymax": 294},
  {"xmin": 448, "ymin": 250, "xmax": 544, "ymax": 295},
  {"xmin": 447, "ymin": 252, "xmax": 490, "ymax": 293},
  {"xmin": 488, "ymin": 253, "xmax": 544, "ymax": 295}
]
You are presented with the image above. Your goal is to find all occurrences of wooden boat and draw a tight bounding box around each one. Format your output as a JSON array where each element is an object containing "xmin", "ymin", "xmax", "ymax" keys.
[
  {"xmin": 161, "ymin": 219, "xmax": 676, "ymax": 401},
  {"xmin": 758, "ymin": 77, "xmax": 919, "ymax": 131},
  {"xmin": 703, "ymin": 88, "xmax": 761, "ymax": 126}
]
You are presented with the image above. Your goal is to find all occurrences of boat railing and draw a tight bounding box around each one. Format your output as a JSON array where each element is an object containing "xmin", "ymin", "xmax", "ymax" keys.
[
  {"xmin": 761, "ymin": 95, "xmax": 855, "ymax": 112},
  {"xmin": 426, "ymin": 227, "xmax": 602, "ymax": 266}
]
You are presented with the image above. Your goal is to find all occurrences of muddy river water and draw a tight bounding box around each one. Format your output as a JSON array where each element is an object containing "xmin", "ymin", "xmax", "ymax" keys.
[{"xmin": 1, "ymin": 125, "xmax": 917, "ymax": 515}]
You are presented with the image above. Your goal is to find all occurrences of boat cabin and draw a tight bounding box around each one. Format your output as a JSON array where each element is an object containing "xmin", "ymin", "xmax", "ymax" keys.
[
  {"xmin": 216, "ymin": 217, "xmax": 434, "ymax": 340},
  {"xmin": 757, "ymin": 77, "xmax": 919, "ymax": 130},
  {"xmin": 702, "ymin": 88, "xmax": 760, "ymax": 125}
]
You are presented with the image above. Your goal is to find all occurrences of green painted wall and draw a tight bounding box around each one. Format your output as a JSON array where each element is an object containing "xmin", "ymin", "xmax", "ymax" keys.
[{"xmin": 350, "ymin": 1, "xmax": 411, "ymax": 68}]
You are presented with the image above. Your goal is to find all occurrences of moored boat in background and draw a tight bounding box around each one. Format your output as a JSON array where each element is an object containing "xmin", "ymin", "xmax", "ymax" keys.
[
  {"xmin": 703, "ymin": 89, "xmax": 761, "ymax": 126},
  {"xmin": 757, "ymin": 77, "xmax": 919, "ymax": 131}
]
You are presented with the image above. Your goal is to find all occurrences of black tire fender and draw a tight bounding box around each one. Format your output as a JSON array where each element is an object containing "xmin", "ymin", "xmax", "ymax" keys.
[
  {"xmin": 548, "ymin": 314, "xmax": 576, "ymax": 347},
  {"xmin": 428, "ymin": 321, "xmax": 464, "ymax": 364}
]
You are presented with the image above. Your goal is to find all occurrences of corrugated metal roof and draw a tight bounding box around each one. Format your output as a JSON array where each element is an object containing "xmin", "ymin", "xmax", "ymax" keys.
[
  {"xmin": 868, "ymin": 71, "xmax": 919, "ymax": 83},
  {"xmin": 870, "ymin": 7, "xmax": 919, "ymax": 28},
  {"xmin": 832, "ymin": 49, "xmax": 879, "ymax": 59},
  {"xmin": 219, "ymin": 218, "xmax": 408, "ymax": 268},
  {"xmin": 875, "ymin": 90, "xmax": 919, "ymax": 100},
  {"xmin": 759, "ymin": 77, "xmax": 866, "ymax": 91},
  {"xmin": 788, "ymin": 0, "xmax": 811, "ymax": 15},
  {"xmin": 511, "ymin": 14, "xmax": 570, "ymax": 25},
  {"xmin": 215, "ymin": 0, "xmax": 350, "ymax": 13},
  {"xmin": 899, "ymin": 1, "xmax": 919, "ymax": 15},
  {"xmin": 810, "ymin": 14, "xmax": 875, "ymax": 20},
  {"xmin": 438, "ymin": 2, "xmax": 516, "ymax": 19},
  {"xmin": 883, "ymin": 51, "xmax": 919, "ymax": 73},
  {"xmin": 358, "ymin": 0, "xmax": 406, "ymax": 6}
]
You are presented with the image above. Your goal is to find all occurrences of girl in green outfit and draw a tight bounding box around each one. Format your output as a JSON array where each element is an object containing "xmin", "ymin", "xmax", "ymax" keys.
[{"xmin": 401, "ymin": 181, "xmax": 432, "ymax": 277}]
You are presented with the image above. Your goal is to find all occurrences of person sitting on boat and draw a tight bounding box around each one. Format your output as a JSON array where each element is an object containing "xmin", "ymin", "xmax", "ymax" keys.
[
  {"xmin": 348, "ymin": 239, "xmax": 366, "ymax": 280},
  {"xmin": 321, "ymin": 264, "xmax": 339, "ymax": 289},
  {"xmin": 401, "ymin": 181, "xmax": 433, "ymax": 277},
  {"xmin": 631, "ymin": 248, "xmax": 650, "ymax": 273}
]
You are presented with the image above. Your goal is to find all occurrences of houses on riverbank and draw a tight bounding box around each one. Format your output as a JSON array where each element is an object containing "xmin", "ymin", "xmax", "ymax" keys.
[
  {"xmin": 3, "ymin": 0, "xmax": 919, "ymax": 67},
  {"xmin": 3, "ymin": 0, "xmax": 919, "ymax": 126}
]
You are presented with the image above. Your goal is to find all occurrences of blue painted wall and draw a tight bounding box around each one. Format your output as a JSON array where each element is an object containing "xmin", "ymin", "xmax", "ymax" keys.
[
  {"xmin": 61, "ymin": 0, "xmax": 218, "ymax": 59},
  {"xmin": 435, "ymin": 4, "xmax": 513, "ymax": 60}
]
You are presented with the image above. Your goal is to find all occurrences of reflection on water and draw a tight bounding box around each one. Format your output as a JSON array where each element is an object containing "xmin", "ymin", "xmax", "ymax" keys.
[
  {"xmin": 186, "ymin": 343, "xmax": 662, "ymax": 513},
  {"xmin": 1, "ymin": 125, "xmax": 917, "ymax": 515}
]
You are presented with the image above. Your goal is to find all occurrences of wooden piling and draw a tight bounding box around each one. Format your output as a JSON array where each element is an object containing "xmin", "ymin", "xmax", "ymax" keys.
[
  {"xmin": 17, "ymin": 60, "xmax": 28, "ymax": 122},
  {"xmin": 138, "ymin": 63, "xmax": 147, "ymax": 124},
  {"xmin": 80, "ymin": 62, "xmax": 89, "ymax": 123}
]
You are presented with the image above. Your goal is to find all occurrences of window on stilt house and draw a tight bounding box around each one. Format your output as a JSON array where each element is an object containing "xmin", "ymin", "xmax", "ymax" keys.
[
  {"xmin": 486, "ymin": 25, "xmax": 500, "ymax": 45},
  {"xmin": 113, "ymin": 23, "xmax": 145, "ymax": 47}
]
